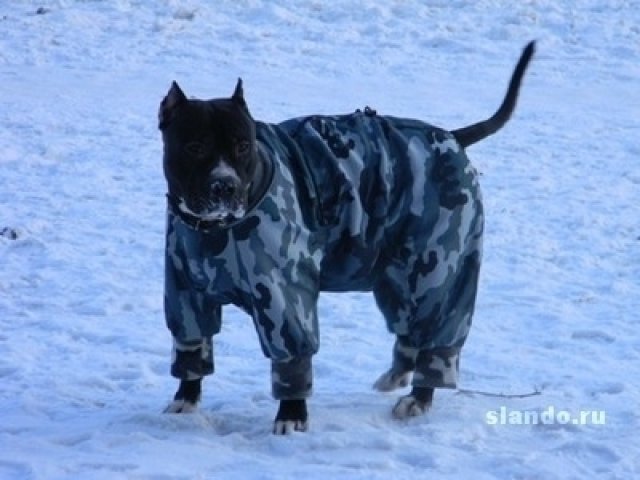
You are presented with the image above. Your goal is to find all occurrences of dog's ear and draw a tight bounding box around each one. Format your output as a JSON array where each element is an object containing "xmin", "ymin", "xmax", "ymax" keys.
[
  {"xmin": 158, "ymin": 81, "xmax": 187, "ymax": 130},
  {"xmin": 231, "ymin": 78, "xmax": 248, "ymax": 110}
]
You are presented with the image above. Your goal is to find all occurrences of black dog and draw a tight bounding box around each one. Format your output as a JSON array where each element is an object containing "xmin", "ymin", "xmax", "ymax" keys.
[{"xmin": 159, "ymin": 42, "xmax": 535, "ymax": 434}]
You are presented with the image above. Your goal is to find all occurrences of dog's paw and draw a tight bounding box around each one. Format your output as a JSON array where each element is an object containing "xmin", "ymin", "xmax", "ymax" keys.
[
  {"xmin": 163, "ymin": 399, "xmax": 199, "ymax": 414},
  {"xmin": 273, "ymin": 418, "xmax": 309, "ymax": 435},
  {"xmin": 392, "ymin": 387, "xmax": 434, "ymax": 419},
  {"xmin": 273, "ymin": 399, "xmax": 308, "ymax": 435},
  {"xmin": 392, "ymin": 395, "xmax": 429, "ymax": 419},
  {"xmin": 163, "ymin": 378, "xmax": 201, "ymax": 414},
  {"xmin": 372, "ymin": 369, "xmax": 412, "ymax": 392}
]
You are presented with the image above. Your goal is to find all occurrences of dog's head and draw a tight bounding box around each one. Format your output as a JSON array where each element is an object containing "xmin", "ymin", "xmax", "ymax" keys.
[{"xmin": 158, "ymin": 79, "xmax": 258, "ymax": 225}]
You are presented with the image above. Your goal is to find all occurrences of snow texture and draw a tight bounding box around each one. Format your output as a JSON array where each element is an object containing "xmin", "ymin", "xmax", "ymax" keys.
[{"xmin": 1, "ymin": 1, "xmax": 639, "ymax": 479}]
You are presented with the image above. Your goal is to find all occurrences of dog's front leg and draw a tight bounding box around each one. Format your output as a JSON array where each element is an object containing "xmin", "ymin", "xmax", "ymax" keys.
[
  {"xmin": 273, "ymin": 399, "xmax": 308, "ymax": 434},
  {"xmin": 163, "ymin": 337, "xmax": 214, "ymax": 414},
  {"xmin": 271, "ymin": 357, "xmax": 313, "ymax": 434},
  {"xmin": 164, "ymin": 378, "xmax": 202, "ymax": 413}
]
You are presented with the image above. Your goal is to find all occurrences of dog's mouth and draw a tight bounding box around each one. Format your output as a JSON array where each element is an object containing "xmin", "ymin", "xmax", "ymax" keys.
[{"xmin": 177, "ymin": 197, "xmax": 247, "ymax": 226}]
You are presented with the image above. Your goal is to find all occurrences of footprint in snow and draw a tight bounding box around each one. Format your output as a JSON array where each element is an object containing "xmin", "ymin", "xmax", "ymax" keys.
[{"xmin": 0, "ymin": 227, "xmax": 19, "ymax": 240}]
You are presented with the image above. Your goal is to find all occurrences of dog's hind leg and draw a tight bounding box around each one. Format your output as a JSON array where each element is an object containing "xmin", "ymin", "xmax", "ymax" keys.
[
  {"xmin": 373, "ymin": 145, "xmax": 483, "ymax": 419},
  {"xmin": 386, "ymin": 243, "xmax": 482, "ymax": 420},
  {"xmin": 372, "ymin": 336, "xmax": 416, "ymax": 392},
  {"xmin": 370, "ymin": 334, "xmax": 436, "ymax": 418},
  {"xmin": 392, "ymin": 386, "xmax": 435, "ymax": 418}
]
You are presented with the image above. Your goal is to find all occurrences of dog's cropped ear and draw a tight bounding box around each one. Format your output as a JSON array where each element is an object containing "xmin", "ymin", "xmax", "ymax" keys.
[
  {"xmin": 231, "ymin": 78, "xmax": 248, "ymax": 110},
  {"xmin": 158, "ymin": 81, "xmax": 187, "ymax": 130}
]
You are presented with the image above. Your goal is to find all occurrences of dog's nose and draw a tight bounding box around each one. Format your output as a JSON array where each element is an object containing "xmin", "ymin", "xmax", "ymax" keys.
[{"xmin": 211, "ymin": 177, "xmax": 237, "ymax": 199}]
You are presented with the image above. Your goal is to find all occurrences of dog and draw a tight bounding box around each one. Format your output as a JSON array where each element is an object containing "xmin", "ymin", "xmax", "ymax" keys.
[{"xmin": 159, "ymin": 42, "xmax": 535, "ymax": 434}]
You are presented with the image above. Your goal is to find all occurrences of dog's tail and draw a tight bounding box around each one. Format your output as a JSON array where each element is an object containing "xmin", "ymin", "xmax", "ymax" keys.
[{"xmin": 451, "ymin": 41, "xmax": 535, "ymax": 149}]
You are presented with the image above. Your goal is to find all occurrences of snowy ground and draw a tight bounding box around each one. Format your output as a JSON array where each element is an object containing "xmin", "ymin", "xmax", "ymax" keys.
[{"xmin": 1, "ymin": 1, "xmax": 639, "ymax": 479}]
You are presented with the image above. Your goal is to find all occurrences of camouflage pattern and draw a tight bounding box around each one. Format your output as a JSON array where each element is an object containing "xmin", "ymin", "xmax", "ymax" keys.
[{"xmin": 165, "ymin": 109, "xmax": 483, "ymax": 399}]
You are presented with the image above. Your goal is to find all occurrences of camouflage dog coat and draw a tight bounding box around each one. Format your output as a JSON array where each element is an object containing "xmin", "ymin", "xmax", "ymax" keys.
[{"xmin": 165, "ymin": 109, "xmax": 483, "ymax": 400}]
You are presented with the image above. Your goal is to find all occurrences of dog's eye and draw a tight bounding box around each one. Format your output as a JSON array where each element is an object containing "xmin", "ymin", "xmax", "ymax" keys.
[
  {"xmin": 184, "ymin": 142, "xmax": 206, "ymax": 157},
  {"xmin": 235, "ymin": 140, "xmax": 251, "ymax": 157}
]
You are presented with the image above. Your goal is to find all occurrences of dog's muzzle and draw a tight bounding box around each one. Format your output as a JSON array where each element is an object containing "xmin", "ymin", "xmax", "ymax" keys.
[
  {"xmin": 210, "ymin": 176, "xmax": 241, "ymax": 206},
  {"xmin": 180, "ymin": 163, "xmax": 249, "ymax": 224}
]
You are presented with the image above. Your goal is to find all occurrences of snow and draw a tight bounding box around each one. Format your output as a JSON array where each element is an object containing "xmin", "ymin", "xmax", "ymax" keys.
[{"xmin": 1, "ymin": 1, "xmax": 639, "ymax": 478}]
